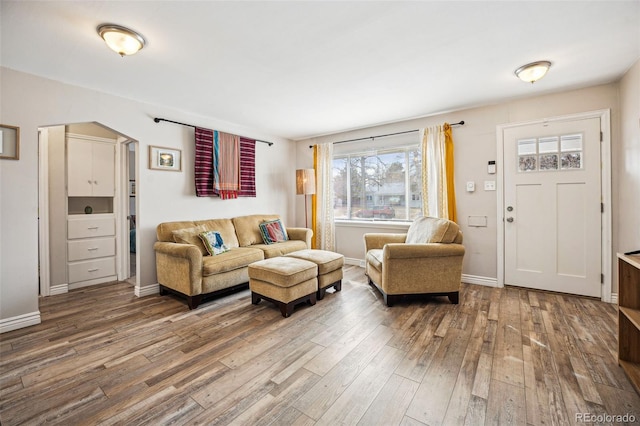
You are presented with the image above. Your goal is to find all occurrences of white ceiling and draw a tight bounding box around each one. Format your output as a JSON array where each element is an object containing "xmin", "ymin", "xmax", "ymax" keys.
[{"xmin": 1, "ymin": 1, "xmax": 638, "ymax": 140}]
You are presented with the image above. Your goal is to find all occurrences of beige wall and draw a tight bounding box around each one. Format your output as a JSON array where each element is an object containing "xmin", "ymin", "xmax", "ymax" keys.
[
  {"xmin": 617, "ymin": 60, "xmax": 640, "ymax": 257},
  {"xmin": 297, "ymin": 79, "xmax": 638, "ymax": 292},
  {"xmin": 0, "ymin": 68, "xmax": 295, "ymax": 328},
  {"xmin": 47, "ymin": 125, "xmax": 67, "ymax": 286}
]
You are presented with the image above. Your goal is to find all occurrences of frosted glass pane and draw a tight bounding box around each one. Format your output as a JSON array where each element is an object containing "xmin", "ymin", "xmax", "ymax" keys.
[
  {"xmin": 561, "ymin": 152, "xmax": 582, "ymax": 169},
  {"xmin": 561, "ymin": 134, "xmax": 582, "ymax": 152},
  {"xmin": 517, "ymin": 139, "xmax": 536, "ymax": 155},
  {"xmin": 539, "ymin": 154, "xmax": 558, "ymax": 170},
  {"xmin": 538, "ymin": 136, "xmax": 558, "ymax": 153},
  {"xmin": 519, "ymin": 155, "xmax": 536, "ymax": 172}
]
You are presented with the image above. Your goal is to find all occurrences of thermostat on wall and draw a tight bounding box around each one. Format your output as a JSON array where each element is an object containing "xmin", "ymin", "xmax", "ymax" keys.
[{"xmin": 488, "ymin": 161, "xmax": 496, "ymax": 174}]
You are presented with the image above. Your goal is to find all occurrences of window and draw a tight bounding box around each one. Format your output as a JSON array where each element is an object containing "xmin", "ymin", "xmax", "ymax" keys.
[
  {"xmin": 333, "ymin": 145, "xmax": 422, "ymax": 221},
  {"xmin": 517, "ymin": 133, "xmax": 583, "ymax": 172}
]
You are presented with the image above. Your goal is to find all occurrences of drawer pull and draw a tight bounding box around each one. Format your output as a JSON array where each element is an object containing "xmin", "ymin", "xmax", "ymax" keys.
[
  {"xmin": 88, "ymin": 268, "xmax": 100, "ymax": 272},
  {"xmin": 87, "ymin": 247, "xmax": 99, "ymax": 251},
  {"xmin": 87, "ymin": 226, "xmax": 99, "ymax": 230}
]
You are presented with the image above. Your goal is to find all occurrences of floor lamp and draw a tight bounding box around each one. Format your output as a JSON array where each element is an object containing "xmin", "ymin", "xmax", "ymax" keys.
[{"xmin": 296, "ymin": 169, "xmax": 316, "ymax": 228}]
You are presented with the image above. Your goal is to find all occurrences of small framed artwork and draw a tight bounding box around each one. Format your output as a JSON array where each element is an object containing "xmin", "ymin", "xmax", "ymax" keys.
[
  {"xmin": 128, "ymin": 180, "xmax": 136, "ymax": 196},
  {"xmin": 149, "ymin": 145, "xmax": 182, "ymax": 171},
  {"xmin": 0, "ymin": 124, "xmax": 20, "ymax": 160}
]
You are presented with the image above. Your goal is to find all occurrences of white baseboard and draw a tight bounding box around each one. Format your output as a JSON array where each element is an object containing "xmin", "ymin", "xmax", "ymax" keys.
[
  {"xmin": 136, "ymin": 283, "xmax": 159, "ymax": 297},
  {"xmin": 0, "ymin": 311, "xmax": 42, "ymax": 334},
  {"xmin": 610, "ymin": 293, "xmax": 618, "ymax": 304},
  {"xmin": 462, "ymin": 274, "xmax": 499, "ymax": 287},
  {"xmin": 49, "ymin": 283, "xmax": 69, "ymax": 295}
]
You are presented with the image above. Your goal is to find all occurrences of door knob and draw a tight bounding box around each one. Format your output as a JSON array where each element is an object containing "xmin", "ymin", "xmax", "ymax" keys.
[
  {"xmin": 507, "ymin": 206, "xmax": 513, "ymax": 212},
  {"xmin": 506, "ymin": 217, "xmax": 514, "ymax": 223}
]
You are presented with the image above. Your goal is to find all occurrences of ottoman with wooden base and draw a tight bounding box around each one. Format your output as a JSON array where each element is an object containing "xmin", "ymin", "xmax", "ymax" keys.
[
  {"xmin": 248, "ymin": 257, "xmax": 318, "ymax": 317},
  {"xmin": 285, "ymin": 249, "xmax": 344, "ymax": 300}
]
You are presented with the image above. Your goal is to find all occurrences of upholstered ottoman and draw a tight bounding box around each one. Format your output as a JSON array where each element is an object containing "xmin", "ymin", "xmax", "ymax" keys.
[
  {"xmin": 248, "ymin": 257, "xmax": 318, "ymax": 317},
  {"xmin": 286, "ymin": 249, "xmax": 344, "ymax": 300}
]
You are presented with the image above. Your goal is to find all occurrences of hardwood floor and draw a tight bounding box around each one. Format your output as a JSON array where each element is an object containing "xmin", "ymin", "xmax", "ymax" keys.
[{"xmin": 1, "ymin": 266, "xmax": 639, "ymax": 425}]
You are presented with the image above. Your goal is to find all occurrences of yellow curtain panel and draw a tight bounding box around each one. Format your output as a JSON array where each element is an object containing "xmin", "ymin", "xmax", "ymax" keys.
[{"xmin": 443, "ymin": 123, "xmax": 457, "ymax": 223}]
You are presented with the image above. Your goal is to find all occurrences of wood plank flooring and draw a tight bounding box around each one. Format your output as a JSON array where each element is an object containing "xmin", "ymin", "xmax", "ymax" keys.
[{"xmin": 1, "ymin": 266, "xmax": 639, "ymax": 425}]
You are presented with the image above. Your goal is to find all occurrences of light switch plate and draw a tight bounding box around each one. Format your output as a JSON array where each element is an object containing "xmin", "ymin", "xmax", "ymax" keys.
[
  {"xmin": 484, "ymin": 180, "xmax": 496, "ymax": 191},
  {"xmin": 466, "ymin": 181, "xmax": 475, "ymax": 192}
]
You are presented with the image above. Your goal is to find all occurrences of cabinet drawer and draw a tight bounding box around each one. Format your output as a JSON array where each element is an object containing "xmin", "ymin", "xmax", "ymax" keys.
[
  {"xmin": 68, "ymin": 216, "xmax": 115, "ymax": 239},
  {"xmin": 68, "ymin": 238, "xmax": 115, "ymax": 261},
  {"xmin": 68, "ymin": 257, "xmax": 116, "ymax": 283}
]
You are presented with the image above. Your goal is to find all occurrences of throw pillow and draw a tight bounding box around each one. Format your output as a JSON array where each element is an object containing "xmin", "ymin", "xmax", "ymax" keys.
[
  {"xmin": 172, "ymin": 225, "xmax": 208, "ymax": 255},
  {"xmin": 199, "ymin": 230, "xmax": 230, "ymax": 256},
  {"xmin": 258, "ymin": 219, "xmax": 289, "ymax": 244},
  {"xmin": 406, "ymin": 216, "xmax": 460, "ymax": 244}
]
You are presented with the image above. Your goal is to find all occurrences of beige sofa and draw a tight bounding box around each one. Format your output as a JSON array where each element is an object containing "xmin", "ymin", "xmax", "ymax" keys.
[
  {"xmin": 154, "ymin": 214, "xmax": 312, "ymax": 309},
  {"xmin": 364, "ymin": 216, "xmax": 465, "ymax": 306}
]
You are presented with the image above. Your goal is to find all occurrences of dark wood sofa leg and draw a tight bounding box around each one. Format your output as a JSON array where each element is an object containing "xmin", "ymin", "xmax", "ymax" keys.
[
  {"xmin": 252, "ymin": 292, "xmax": 262, "ymax": 305},
  {"xmin": 448, "ymin": 291, "xmax": 459, "ymax": 304},
  {"xmin": 187, "ymin": 295, "xmax": 202, "ymax": 310}
]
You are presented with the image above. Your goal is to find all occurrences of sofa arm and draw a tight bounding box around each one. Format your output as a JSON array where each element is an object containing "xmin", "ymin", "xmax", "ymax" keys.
[
  {"xmin": 153, "ymin": 242, "xmax": 203, "ymax": 296},
  {"xmin": 364, "ymin": 233, "xmax": 407, "ymax": 252},
  {"xmin": 383, "ymin": 243, "xmax": 465, "ymax": 260},
  {"xmin": 286, "ymin": 227, "xmax": 313, "ymax": 248}
]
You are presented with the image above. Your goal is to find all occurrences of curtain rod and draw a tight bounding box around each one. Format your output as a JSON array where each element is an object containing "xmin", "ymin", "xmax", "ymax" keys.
[
  {"xmin": 153, "ymin": 117, "xmax": 274, "ymax": 146},
  {"xmin": 308, "ymin": 120, "xmax": 464, "ymax": 148}
]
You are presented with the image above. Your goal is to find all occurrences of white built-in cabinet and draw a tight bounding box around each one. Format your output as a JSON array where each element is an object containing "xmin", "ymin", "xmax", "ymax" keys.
[
  {"xmin": 66, "ymin": 134, "xmax": 117, "ymax": 289},
  {"xmin": 67, "ymin": 137, "xmax": 115, "ymax": 197}
]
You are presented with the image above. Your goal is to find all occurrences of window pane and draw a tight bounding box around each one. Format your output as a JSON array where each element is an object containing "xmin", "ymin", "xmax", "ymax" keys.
[
  {"xmin": 332, "ymin": 157, "xmax": 348, "ymax": 219},
  {"xmin": 561, "ymin": 152, "xmax": 582, "ymax": 169},
  {"xmin": 336, "ymin": 146, "xmax": 421, "ymax": 221},
  {"xmin": 561, "ymin": 134, "xmax": 582, "ymax": 152},
  {"xmin": 517, "ymin": 139, "xmax": 536, "ymax": 155},
  {"xmin": 408, "ymin": 148, "xmax": 422, "ymax": 220},
  {"xmin": 539, "ymin": 154, "xmax": 558, "ymax": 170},
  {"xmin": 519, "ymin": 155, "xmax": 536, "ymax": 172},
  {"xmin": 538, "ymin": 136, "xmax": 558, "ymax": 154}
]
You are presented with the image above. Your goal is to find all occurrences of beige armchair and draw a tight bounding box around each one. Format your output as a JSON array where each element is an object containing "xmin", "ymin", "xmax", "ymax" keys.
[{"xmin": 364, "ymin": 216, "xmax": 465, "ymax": 306}]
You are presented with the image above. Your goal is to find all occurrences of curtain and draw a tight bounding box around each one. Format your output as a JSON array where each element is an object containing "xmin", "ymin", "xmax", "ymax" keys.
[
  {"xmin": 311, "ymin": 143, "xmax": 335, "ymax": 250},
  {"xmin": 421, "ymin": 123, "xmax": 457, "ymax": 221}
]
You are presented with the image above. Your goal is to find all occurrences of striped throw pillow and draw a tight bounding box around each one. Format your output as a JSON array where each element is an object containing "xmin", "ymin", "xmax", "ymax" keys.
[{"xmin": 258, "ymin": 219, "xmax": 289, "ymax": 244}]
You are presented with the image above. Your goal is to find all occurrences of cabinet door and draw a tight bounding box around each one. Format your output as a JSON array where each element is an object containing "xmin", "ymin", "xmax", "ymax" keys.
[
  {"xmin": 92, "ymin": 142, "xmax": 115, "ymax": 196},
  {"xmin": 67, "ymin": 138, "xmax": 94, "ymax": 196}
]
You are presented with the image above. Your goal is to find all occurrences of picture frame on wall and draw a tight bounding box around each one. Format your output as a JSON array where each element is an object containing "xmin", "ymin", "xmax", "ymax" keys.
[
  {"xmin": 0, "ymin": 124, "xmax": 20, "ymax": 160},
  {"xmin": 149, "ymin": 145, "xmax": 181, "ymax": 171}
]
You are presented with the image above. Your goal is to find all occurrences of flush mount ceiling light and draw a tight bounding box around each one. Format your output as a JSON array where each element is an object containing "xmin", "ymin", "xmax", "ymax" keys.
[
  {"xmin": 97, "ymin": 24, "xmax": 146, "ymax": 56},
  {"xmin": 515, "ymin": 60, "xmax": 552, "ymax": 83}
]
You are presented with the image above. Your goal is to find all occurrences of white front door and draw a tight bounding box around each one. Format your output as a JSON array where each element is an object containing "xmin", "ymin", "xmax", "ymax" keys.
[{"xmin": 503, "ymin": 117, "xmax": 602, "ymax": 297}]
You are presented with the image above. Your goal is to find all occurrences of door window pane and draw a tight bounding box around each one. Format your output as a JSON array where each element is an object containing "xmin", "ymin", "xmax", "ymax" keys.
[
  {"xmin": 561, "ymin": 152, "xmax": 582, "ymax": 169},
  {"xmin": 517, "ymin": 139, "xmax": 537, "ymax": 155},
  {"xmin": 538, "ymin": 136, "xmax": 558, "ymax": 153},
  {"xmin": 539, "ymin": 154, "xmax": 559, "ymax": 170},
  {"xmin": 519, "ymin": 155, "xmax": 537, "ymax": 172}
]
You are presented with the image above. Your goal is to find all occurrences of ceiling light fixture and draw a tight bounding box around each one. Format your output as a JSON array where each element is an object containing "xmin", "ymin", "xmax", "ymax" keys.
[
  {"xmin": 515, "ymin": 60, "xmax": 552, "ymax": 84},
  {"xmin": 97, "ymin": 24, "xmax": 146, "ymax": 57}
]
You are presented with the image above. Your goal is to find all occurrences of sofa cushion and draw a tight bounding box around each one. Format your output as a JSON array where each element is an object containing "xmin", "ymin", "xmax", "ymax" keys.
[
  {"xmin": 251, "ymin": 240, "xmax": 308, "ymax": 259},
  {"xmin": 202, "ymin": 247, "xmax": 264, "ymax": 276},
  {"xmin": 199, "ymin": 230, "xmax": 230, "ymax": 256},
  {"xmin": 233, "ymin": 214, "xmax": 281, "ymax": 247},
  {"xmin": 406, "ymin": 216, "xmax": 460, "ymax": 244},
  {"xmin": 195, "ymin": 218, "xmax": 239, "ymax": 248},
  {"xmin": 259, "ymin": 219, "xmax": 289, "ymax": 244},
  {"xmin": 157, "ymin": 221, "xmax": 198, "ymax": 242},
  {"xmin": 172, "ymin": 225, "xmax": 208, "ymax": 255}
]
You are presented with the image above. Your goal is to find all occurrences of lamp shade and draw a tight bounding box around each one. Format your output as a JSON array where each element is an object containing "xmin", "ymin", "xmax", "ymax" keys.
[
  {"xmin": 97, "ymin": 24, "xmax": 146, "ymax": 56},
  {"xmin": 296, "ymin": 169, "xmax": 316, "ymax": 195},
  {"xmin": 515, "ymin": 61, "xmax": 551, "ymax": 83}
]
